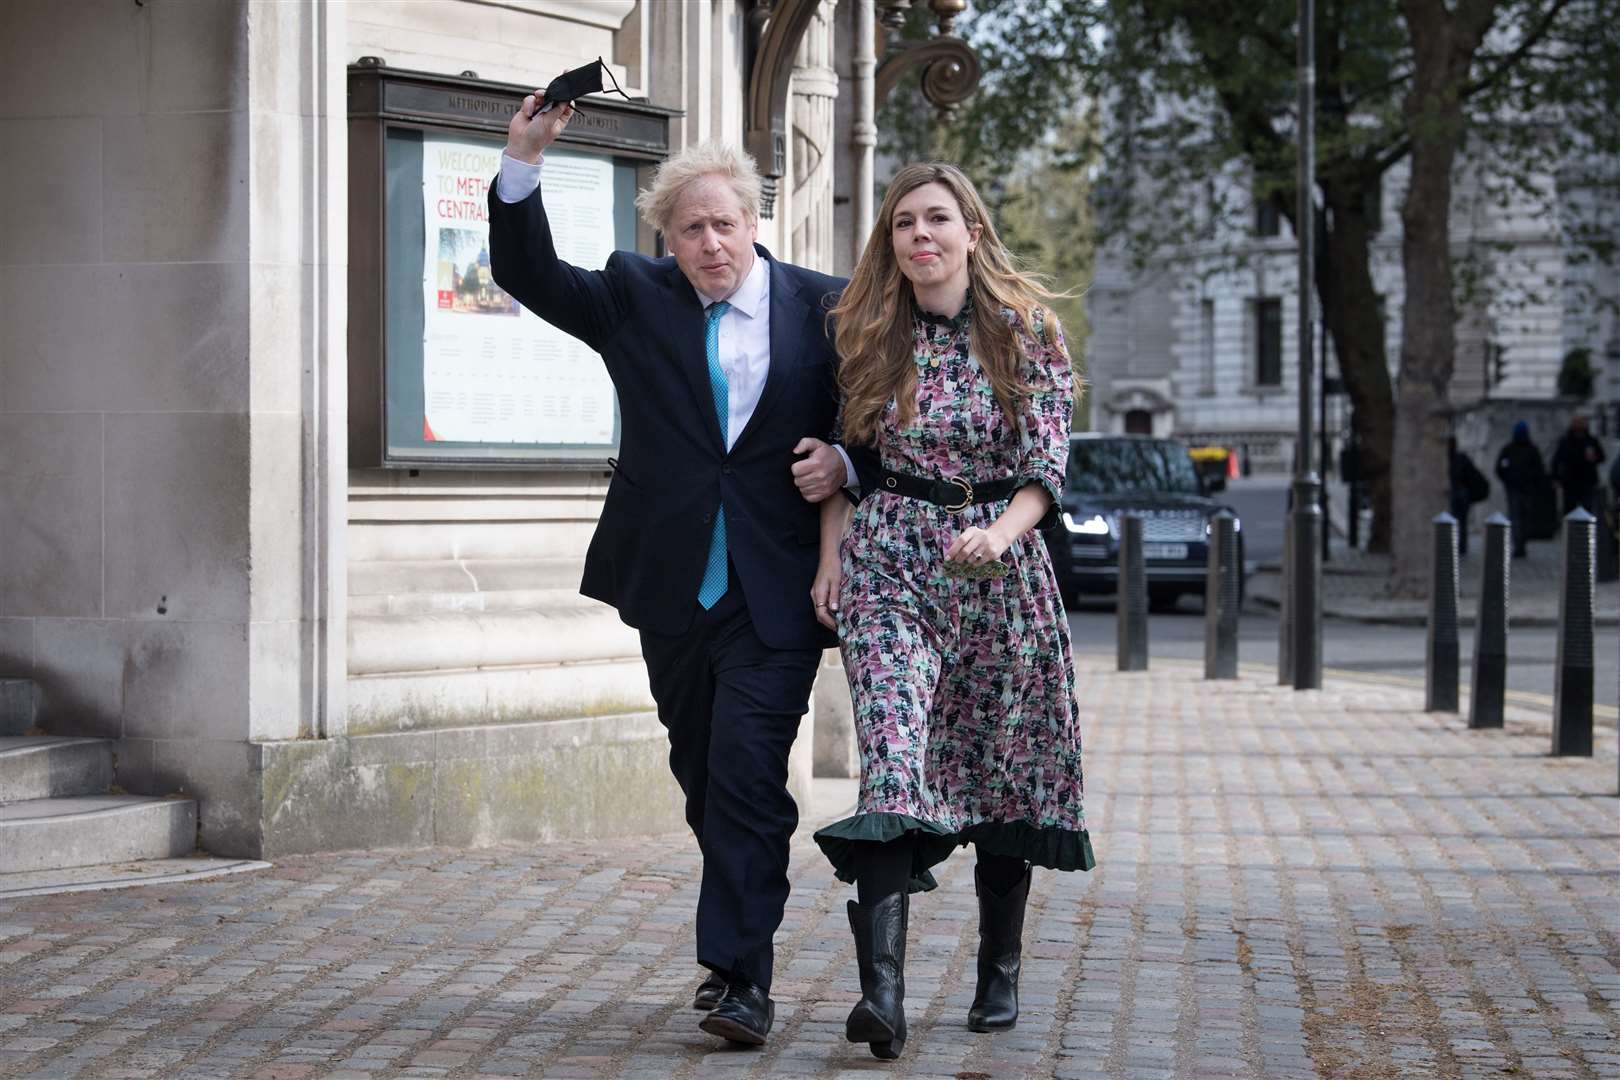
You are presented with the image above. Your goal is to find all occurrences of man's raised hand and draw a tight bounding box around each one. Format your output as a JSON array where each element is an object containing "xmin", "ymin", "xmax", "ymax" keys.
[{"xmin": 507, "ymin": 80, "xmax": 574, "ymax": 164}]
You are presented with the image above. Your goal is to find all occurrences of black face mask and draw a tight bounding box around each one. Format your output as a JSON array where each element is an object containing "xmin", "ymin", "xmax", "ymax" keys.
[{"xmin": 537, "ymin": 57, "xmax": 631, "ymax": 114}]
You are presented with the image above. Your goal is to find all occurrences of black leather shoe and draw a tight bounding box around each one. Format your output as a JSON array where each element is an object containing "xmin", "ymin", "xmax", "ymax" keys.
[
  {"xmin": 693, "ymin": 971, "xmax": 727, "ymax": 1011},
  {"xmin": 846, "ymin": 891, "xmax": 908, "ymax": 1059},
  {"xmin": 967, "ymin": 862, "xmax": 1031, "ymax": 1032},
  {"xmin": 698, "ymin": 977, "xmax": 774, "ymax": 1046}
]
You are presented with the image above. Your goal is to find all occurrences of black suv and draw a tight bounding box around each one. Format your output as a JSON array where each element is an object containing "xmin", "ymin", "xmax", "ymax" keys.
[{"xmin": 1043, "ymin": 434, "xmax": 1244, "ymax": 609}]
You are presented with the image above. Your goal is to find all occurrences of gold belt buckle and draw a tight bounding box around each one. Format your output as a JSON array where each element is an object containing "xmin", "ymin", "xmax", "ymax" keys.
[{"xmin": 943, "ymin": 475, "xmax": 974, "ymax": 512}]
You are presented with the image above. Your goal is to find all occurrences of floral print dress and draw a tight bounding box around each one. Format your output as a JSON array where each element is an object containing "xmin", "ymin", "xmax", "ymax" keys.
[{"xmin": 813, "ymin": 302, "xmax": 1096, "ymax": 891}]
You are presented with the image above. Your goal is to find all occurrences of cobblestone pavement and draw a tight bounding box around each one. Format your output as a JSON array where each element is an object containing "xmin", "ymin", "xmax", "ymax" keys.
[{"xmin": 2, "ymin": 658, "xmax": 1616, "ymax": 1079}]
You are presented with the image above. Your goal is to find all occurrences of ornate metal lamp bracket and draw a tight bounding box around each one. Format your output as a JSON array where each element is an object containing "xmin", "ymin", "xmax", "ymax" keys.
[
  {"xmin": 875, "ymin": 35, "xmax": 981, "ymax": 119},
  {"xmin": 873, "ymin": 0, "xmax": 981, "ymax": 120},
  {"xmin": 743, "ymin": 0, "xmax": 981, "ymax": 217}
]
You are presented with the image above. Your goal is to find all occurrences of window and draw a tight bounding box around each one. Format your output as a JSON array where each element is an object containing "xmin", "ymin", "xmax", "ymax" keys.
[
  {"xmin": 1064, "ymin": 439, "xmax": 1202, "ymax": 496},
  {"xmin": 1363, "ymin": 182, "xmax": 1383, "ymax": 236},
  {"xmin": 1485, "ymin": 340, "xmax": 1506, "ymax": 387},
  {"xmin": 1199, "ymin": 299, "xmax": 1216, "ymax": 396},
  {"xmin": 1255, "ymin": 299, "xmax": 1283, "ymax": 387},
  {"xmin": 1254, "ymin": 198, "xmax": 1281, "ymax": 238}
]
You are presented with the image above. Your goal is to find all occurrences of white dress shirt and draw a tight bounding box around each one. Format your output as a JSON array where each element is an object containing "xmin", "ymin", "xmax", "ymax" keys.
[
  {"xmin": 497, "ymin": 152, "xmax": 855, "ymax": 480},
  {"xmin": 697, "ymin": 257, "xmax": 770, "ymax": 451}
]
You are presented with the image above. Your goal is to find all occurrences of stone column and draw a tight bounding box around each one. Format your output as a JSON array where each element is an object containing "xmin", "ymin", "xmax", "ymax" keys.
[
  {"xmin": 787, "ymin": 0, "xmax": 856, "ymax": 781},
  {"xmin": 851, "ymin": 0, "xmax": 877, "ymax": 264},
  {"xmin": 200, "ymin": 0, "xmax": 349, "ymax": 849},
  {"xmin": 788, "ymin": 0, "xmax": 839, "ymax": 273}
]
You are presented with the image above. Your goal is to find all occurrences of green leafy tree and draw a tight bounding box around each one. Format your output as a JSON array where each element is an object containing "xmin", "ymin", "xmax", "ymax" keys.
[
  {"xmin": 881, "ymin": 0, "xmax": 1620, "ymax": 589},
  {"xmin": 879, "ymin": 3, "xmax": 1097, "ymax": 427},
  {"xmin": 991, "ymin": 115, "xmax": 1099, "ymax": 428}
]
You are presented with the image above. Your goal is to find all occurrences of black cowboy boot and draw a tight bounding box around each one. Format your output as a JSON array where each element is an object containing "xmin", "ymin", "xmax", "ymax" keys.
[
  {"xmin": 845, "ymin": 891, "xmax": 909, "ymax": 1059},
  {"xmin": 967, "ymin": 862, "xmax": 1030, "ymax": 1032}
]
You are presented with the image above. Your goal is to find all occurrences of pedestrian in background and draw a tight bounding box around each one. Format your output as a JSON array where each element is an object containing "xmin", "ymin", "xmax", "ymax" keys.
[
  {"xmin": 1496, "ymin": 421, "xmax": 1548, "ymax": 558},
  {"xmin": 1448, "ymin": 435, "xmax": 1489, "ymax": 557},
  {"xmin": 809, "ymin": 163, "xmax": 1095, "ymax": 1061},
  {"xmin": 1550, "ymin": 414, "xmax": 1607, "ymax": 516}
]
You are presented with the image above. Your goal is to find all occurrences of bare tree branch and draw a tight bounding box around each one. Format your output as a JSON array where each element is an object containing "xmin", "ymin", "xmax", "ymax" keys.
[{"xmin": 1461, "ymin": 0, "xmax": 1573, "ymax": 99}]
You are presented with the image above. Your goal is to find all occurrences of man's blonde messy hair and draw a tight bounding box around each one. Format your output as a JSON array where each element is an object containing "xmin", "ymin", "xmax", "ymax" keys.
[{"xmin": 634, "ymin": 140, "xmax": 764, "ymax": 234}]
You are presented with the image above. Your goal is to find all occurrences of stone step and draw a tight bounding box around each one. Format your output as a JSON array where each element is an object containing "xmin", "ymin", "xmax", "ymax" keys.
[
  {"xmin": 348, "ymin": 603, "xmax": 640, "ymax": 676},
  {"xmin": 348, "ymin": 654, "xmax": 654, "ymax": 736},
  {"xmin": 0, "ymin": 737, "xmax": 115, "ymax": 805},
  {"xmin": 349, "ymin": 587, "xmax": 590, "ymax": 617},
  {"xmin": 0, "ymin": 678, "xmax": 37, "ymax": 735},
  {"xmin": 348, "ymin": 557, "xmax": 582, "ymax": 597},
  {"xmin": 0, "ymin": 795, "xmax": 197, "ymax": 874}
]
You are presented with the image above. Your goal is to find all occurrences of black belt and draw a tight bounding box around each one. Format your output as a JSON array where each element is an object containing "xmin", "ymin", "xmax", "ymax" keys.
[{"xmin": 877, "ymin": 469, "xmax": 1022, "ymax": 511}]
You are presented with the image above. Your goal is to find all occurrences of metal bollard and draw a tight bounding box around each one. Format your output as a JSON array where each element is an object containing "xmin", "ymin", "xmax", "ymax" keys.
[
  {"xmin": 1427, "ymin": 513, "xmax": 1460, "ymax": 713},
  {"xmin": 1469, "ymin": 514, "xmax": 1511, "ymax": 729},
  {"xmin": 1553, "ymin": 508, "xmax": 1596, "ymax": 756},
  {"xmin": 1205, "ymin": 510, "xmax": 1240, "ymax": 679},
  {"xmin": 1117, "ymin": 513, "xmax": 1148, "ymax": 672},
  {"xmin": 1277, "ymin": 520, "xmax": 1294, "ymax": 685},
  {"xmin": 1289, "ymin": 477, "xmax": 1324, "ymax": 690},
  {"xmin": 1596, "ymin": 487, "xmax": 1618, "ymax": 584}
]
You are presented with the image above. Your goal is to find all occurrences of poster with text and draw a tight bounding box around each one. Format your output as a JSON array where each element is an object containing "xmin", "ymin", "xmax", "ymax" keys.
[{"xmin": 420, "ymin": 137, "xmax": 617, "ymax": 445}]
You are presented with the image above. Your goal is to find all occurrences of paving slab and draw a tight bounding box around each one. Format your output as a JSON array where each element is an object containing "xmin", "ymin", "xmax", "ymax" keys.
[{"xmin": 0, "ymin": 658, "xmax": 1615, "ymax": 1078}]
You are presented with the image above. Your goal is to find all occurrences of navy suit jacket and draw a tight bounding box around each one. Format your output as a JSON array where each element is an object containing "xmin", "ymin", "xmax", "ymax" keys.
[{"xmin": 488, "ymin": 180, "xmax": 847, "ymax": 650}]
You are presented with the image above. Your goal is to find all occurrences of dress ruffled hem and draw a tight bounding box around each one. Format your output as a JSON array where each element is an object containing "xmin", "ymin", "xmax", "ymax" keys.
[{"xmin": 813, "ymin": 811, "xmax": 1096, "ymax": 895}]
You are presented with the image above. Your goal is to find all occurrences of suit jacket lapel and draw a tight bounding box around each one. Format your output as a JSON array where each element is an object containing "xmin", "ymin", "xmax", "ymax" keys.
[
  {"xmin": 734, "ymin": 249, "xmax": 808, "ymax": 451},
  {"xmin": 663, "ymin": 264, "xmax": 726, "ymax": 452}
]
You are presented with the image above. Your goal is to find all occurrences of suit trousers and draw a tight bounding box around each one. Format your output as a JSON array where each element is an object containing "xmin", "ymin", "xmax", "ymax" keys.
[{"xmin": 638, "ymin": 576, "xmax": 820, "ymax": 992}]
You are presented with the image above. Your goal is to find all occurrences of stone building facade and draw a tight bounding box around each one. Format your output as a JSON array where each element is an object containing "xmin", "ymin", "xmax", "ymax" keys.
[
  {"xmin": 0, "ymin": 0, "xmax": 906, "ymax": 860},
  {"xmin": 1087, "ymin": 151, "xmax": 1620, "ymax": 474}
]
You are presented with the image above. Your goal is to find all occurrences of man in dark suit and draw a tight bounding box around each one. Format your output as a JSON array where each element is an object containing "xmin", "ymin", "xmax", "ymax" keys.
[{"xmin": 488, "ymin": 90, "xmax": 855, "ymax": 1047}]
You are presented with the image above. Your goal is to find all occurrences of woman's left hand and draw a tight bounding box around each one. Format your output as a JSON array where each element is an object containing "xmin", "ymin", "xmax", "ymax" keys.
[
  {"xmin": 811, "ymin": 559, "xmax": 842, "ymax": 630},
  {"xmin": 945, "ymin": 524, "xmax": 1012, "ymax": 567}
]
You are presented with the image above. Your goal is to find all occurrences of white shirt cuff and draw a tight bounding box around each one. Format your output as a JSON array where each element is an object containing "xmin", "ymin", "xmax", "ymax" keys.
[
  {"xmin": 497, "ymin": 151, "xmax": 543, "ymax": 203},
  {"xmin": 833, "ymin": 444, "xmax": 859, "ymax": 493}
]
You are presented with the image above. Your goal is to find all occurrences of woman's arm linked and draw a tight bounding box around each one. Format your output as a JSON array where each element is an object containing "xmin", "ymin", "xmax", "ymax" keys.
[{"xmin": 812, "ymin": 496, "xmax": 854, "ymax": 630}]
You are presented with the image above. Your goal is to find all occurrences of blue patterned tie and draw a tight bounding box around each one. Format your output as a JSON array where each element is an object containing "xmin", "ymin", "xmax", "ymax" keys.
[{"xmin": 697, "ymin": 301, "xmax": 731, "ymax": 609}]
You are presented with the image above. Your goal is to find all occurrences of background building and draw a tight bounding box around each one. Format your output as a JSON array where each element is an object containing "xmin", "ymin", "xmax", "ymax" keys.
[{"xmin": 1087, "ymin": 140, "xmax": 1620, "ymax": 477}]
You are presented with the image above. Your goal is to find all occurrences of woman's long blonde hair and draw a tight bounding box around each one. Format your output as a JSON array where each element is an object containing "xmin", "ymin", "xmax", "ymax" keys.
[{"xmin": 831, "ymin": 162, "xmax": 1064, "ymax": 446}]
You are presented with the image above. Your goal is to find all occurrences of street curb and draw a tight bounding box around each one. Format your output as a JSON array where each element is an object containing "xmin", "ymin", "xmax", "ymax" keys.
[
  {"xmin": 1078, "ymin": 652, "xmax": 1620, "ymax": 730},
  {"xmin": 0, "ymin": 858, "xmax": 272, "ymax": 900},
  {"xmin": 1245, "ymin": 589, "xmax": 1618, "ymax": 628},
  {"xmin": 1245, "ymin": 577, "xmax": 1620, "ymax": 628}
]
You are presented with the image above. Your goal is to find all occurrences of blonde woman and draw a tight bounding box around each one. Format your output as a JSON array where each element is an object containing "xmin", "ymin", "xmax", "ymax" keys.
[{"xmin": 811, "ymin": 163, "xmax": 1095, "ymax": 1060}]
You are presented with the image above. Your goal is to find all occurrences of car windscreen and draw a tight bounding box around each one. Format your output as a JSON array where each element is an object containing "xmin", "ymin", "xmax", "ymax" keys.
[{"xmin": 1065, "ymin": 440, "xmax": 1202, "ymax": 495}]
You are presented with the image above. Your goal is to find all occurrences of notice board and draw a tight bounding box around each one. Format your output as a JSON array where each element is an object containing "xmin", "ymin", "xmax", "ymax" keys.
[{"xmin": 348, "ymin": 63, "xmax": 676, "ymax": 468}]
